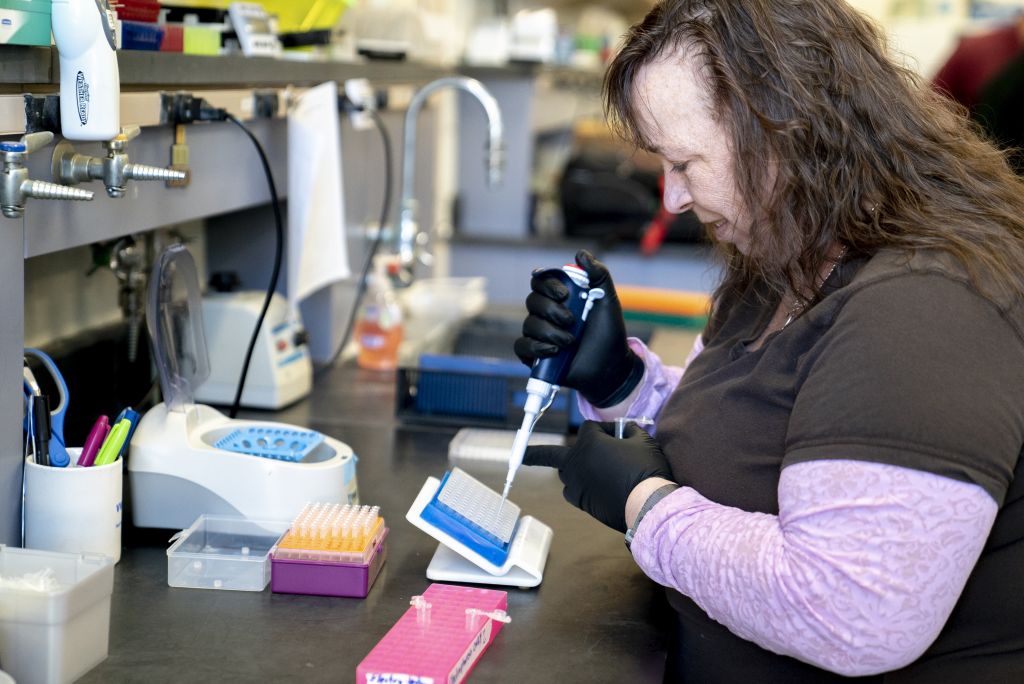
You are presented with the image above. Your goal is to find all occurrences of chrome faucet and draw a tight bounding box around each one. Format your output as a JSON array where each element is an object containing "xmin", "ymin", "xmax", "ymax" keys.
[{"xmin": 398, "ymin": 77, "xmax": 504, "ymax": 270}]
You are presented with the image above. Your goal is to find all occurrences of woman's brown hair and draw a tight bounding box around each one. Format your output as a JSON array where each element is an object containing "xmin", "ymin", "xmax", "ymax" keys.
[{"xmin": 605, "ymin": 0, "xmax": 1024, "ymax": 310}]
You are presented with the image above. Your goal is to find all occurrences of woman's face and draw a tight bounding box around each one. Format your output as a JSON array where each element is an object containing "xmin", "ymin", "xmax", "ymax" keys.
[{"xmin": 634, "ymin": 49, "xmax": 753, "ymax": 254}]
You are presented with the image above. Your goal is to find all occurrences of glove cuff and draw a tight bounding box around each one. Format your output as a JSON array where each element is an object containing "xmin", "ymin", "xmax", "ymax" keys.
[{"xmin": 587, "ymin": 351, "xmax": 645, "ymax": 409}]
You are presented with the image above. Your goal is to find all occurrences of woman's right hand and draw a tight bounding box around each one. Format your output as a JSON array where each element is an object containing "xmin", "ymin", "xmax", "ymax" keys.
[{"xmin": 514, "ymin": 249, "xmax": 644, "ymax": 408}]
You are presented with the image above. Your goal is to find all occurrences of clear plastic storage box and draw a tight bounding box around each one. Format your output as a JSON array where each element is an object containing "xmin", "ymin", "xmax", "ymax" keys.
[
  {"xmin": 0, "ymin": 545, "xmax": 114, "ymax": 684},
  {"xmin": 167, "ymin": 515, "xmax": 288, "ymax": 591}
]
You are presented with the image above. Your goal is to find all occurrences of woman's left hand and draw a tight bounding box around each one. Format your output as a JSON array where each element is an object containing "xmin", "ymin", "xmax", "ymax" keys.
[{"xmin": 523, "ymin": 420, "xmax": 674, "ymax": 532}]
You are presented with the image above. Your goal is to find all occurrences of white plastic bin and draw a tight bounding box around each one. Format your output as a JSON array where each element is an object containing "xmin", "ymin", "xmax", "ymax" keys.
[{"xmin": 0, "ymin": 546, "xmax": 114, "ymax": 684}]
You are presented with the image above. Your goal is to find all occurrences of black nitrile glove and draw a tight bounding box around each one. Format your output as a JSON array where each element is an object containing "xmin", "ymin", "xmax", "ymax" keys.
[
  {"xmin": 523, "ymin": 421, "xmax": 674, "ymax": 533},
  {"xmin": 514, "ymin": 249, "xmax": 644, "ymax": 408}
]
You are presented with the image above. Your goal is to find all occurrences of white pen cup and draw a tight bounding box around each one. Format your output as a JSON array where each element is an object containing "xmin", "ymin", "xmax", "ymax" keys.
[{"xmin": 24, "ymin": 448, "xmax": 123, "ymax": 563}]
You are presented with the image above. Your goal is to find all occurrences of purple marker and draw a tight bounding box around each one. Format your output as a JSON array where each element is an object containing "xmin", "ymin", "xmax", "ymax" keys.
[{"xmin": 78, "ymin": 415, "xmax": 110, "ymax": 467}]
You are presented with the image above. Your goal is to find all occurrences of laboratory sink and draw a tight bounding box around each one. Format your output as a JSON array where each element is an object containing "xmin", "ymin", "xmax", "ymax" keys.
[{"xmin": 397, "ymin": 277, "xmax": 487, "ymax": 364}]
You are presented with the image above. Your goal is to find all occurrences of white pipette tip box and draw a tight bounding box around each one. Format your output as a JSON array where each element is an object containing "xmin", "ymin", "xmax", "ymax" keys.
[
  {"xmin": 406, "ymin": 467, "xmax": 552, "ymax": 588},
  {"xmin": 447, "ymin": 427, "xmax": 565, "ymax": 465}
]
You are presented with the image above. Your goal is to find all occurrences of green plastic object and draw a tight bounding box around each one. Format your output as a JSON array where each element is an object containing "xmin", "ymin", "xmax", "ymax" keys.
[{"xmin": 0, "ymin": 0, "xmax": 52, "ymax": 47}]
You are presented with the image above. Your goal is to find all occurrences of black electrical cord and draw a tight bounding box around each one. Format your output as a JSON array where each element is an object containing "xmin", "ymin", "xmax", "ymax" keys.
[
  {"xmin": 314, "ymin": 107, "xmax": 393, "ymax": 377},
  {"xmin": 224, "ymin": 113, "xmax": 284, "ymax": 418}
]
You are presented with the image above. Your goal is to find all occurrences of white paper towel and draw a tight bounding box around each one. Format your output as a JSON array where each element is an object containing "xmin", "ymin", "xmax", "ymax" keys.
[{"xmin": 287, "ymin": 81, "xmax": 351, "ymax": 310}]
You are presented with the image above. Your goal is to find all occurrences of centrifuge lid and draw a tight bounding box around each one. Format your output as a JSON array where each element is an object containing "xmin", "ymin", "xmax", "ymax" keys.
[{"xmin": 146, "ymin": 243, "xmax": 210, "ymax": 412}]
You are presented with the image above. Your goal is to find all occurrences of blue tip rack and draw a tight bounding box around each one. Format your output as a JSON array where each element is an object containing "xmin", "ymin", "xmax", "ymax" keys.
[
  {"xmin": 406, "ymin": 467, "xmax": 553, "ymax": 588},
  {"xmin": 418, "ymin": 469, "xmax": 520, "ymax": 567}
]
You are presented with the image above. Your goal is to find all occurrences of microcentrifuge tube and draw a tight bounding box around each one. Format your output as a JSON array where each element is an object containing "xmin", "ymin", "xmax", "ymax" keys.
[
  {"xmin": 411, "ymin": 596, "xmax": 432, "ymax": 626},
  {"xmin": 466, "ymin": 608, "xmax": 512, "ymax": 630},
  {"xmin": 615, "ymin": 416, "xmax": 655, "ymax": 438}
]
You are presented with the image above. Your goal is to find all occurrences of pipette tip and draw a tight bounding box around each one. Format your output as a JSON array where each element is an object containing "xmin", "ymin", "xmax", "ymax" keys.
[{"xmin": 498, "ymin": 482, "xmax": 511, "ymax": 514}]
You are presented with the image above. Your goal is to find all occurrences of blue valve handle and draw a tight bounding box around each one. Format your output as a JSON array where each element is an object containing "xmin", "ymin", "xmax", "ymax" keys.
[{"xmin": 530, "ymin": 265, "xmax": 594, "ymax": 387}]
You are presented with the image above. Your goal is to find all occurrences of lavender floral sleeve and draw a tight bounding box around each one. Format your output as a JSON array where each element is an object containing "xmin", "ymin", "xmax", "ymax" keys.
[
  {"xmin": 578, "ymin": 336, "xmax": 699, "ymax": 425},
  {"xmin": 630, "ymin": 459, "xmax": 998, "ymax": 676}
]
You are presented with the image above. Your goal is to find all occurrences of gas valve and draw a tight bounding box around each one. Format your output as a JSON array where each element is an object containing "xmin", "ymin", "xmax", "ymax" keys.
[
  {"xmin": 51, "ymin": 125, "xmax": 187, "ymax": 198},
  {"xmin": 1, "ymin": 132, "xmax": 93, "ymax": 219}
]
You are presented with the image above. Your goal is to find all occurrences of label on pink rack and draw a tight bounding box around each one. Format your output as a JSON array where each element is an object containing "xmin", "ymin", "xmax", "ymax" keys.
[
  {"xmin": 365, "ymin": 673, "xmax": 434, "ymax": 683},
  {"xmin": 449, "ymin": 623, "xmax": 491, "ymax": 684},
  {"xmin": 361, "ymin": 622, "xmax": 490, "ymax": 684}
]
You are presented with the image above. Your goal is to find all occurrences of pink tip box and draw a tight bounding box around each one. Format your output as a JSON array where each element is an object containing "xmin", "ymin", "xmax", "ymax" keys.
[{"xmin": 357, "ymin": 583, "xmax": 510, "ymax": 683}]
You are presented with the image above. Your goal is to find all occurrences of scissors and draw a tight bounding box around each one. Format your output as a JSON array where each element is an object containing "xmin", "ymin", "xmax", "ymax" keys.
[{"xmin": 23, "ymin": 348, "xmax": 70, "ymax": 468}]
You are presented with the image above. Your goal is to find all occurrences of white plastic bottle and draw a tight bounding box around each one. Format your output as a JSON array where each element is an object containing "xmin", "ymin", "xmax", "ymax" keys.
[
  {"xmin": 52, "ymin": 0, "xmax": 121, "ymax": 141},
  {"xmin": 354, "ymin": 259, "xmax": 404, "ymax": 371}
]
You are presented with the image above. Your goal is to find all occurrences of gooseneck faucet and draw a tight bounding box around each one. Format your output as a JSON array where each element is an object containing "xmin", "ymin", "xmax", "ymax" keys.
[{"xmin": 398, "ymin": 77, "xmax": 504, "ymax": 270}]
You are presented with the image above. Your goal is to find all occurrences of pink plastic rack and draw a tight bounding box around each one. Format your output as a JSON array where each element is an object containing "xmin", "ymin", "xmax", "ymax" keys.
[{"xmin": 356, "ymin": 583, "xmax": 509, "ymax": 683}]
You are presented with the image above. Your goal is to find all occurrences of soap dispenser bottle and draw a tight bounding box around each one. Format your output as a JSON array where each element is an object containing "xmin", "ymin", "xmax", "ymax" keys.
[{"xmin": 354, "ymin": 257, "xmax": 404, "ymax": 371}]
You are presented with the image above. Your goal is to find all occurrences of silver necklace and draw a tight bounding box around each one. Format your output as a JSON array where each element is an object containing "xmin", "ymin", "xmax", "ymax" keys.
[{"xmin": 783, "ymin": 246, "xmax": 847, "ymax": 328}]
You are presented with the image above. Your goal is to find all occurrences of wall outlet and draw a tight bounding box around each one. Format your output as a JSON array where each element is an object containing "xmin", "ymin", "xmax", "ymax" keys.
[{"xmin": 344, "ymin": 78, "xmax": 376, "ymax": 131}]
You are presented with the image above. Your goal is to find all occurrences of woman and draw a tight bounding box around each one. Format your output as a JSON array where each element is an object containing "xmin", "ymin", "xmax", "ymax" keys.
[{"xmin": 517, "ymin": 1, "xmax": 1024, "ymax": 681}]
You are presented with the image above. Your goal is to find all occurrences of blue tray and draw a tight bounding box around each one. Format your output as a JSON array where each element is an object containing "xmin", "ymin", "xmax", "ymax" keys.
[
  {"xmin": 411, "ymin": 354, "xmax": 580, "ymax": 426},
  {"xmin": 214, "ymin": 426, "xmax": 324, "ymax": 462}
]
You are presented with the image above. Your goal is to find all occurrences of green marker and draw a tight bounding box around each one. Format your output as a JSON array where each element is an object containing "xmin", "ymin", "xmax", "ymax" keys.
[{"xmin": 93, "ymin": 419, "xmax": 129, "ymax": 466}]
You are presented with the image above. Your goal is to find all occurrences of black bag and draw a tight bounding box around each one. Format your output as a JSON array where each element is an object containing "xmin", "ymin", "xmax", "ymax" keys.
[{"xmin": 559, "ymin": 151, "xmax": 705, "ymax": 245}]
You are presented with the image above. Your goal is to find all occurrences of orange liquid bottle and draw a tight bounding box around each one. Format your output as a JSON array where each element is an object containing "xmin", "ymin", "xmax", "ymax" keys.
[
  {"xmin": 355, "ymin": 268, "xmax": 404, "ymax": 370},
  {"xmin": 355, "ymin": 315, "xmax": 403, "ymax": 370}
]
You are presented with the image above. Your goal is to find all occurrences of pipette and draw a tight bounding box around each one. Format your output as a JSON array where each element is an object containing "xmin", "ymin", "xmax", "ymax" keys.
[{"xmin": 500, "ymin": 264, "xmax": 605, "ymax": 507}]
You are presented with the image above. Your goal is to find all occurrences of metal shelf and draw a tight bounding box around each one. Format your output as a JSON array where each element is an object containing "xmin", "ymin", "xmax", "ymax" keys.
[{"xmin": 0, "ymin": 45, "xmax": 450, "ymax": 88}]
